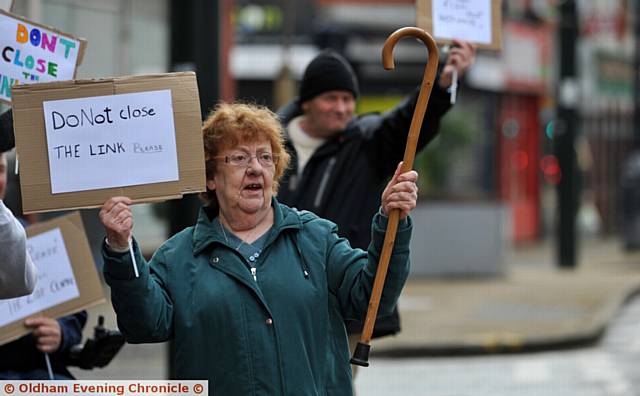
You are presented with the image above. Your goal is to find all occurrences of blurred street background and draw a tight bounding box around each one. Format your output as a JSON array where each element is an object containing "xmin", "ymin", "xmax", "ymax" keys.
[{"xmin": 3, "ymin": 0, "xmax": 640, "ymax": 394}]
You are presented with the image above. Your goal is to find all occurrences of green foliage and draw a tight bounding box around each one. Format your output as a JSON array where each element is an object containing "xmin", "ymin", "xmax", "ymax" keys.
[{"xmin": 414, "ymin": 110, "xmax": 475, "ymax": 195}]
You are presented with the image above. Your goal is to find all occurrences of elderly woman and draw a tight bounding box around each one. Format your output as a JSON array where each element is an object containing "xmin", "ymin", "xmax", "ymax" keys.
[{"xmin": 100, "ymin": 103, "xmax": 418, "ymax": 396}]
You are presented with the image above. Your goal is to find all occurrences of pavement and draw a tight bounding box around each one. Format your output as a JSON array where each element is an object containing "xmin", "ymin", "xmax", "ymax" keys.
[
  {"xmin": 71, "ymin": 237, "xmax": 640, "ymax": 379},
  {"xmin": 372, "ymin": 237, "xmax": 640, "ymax": 356}
]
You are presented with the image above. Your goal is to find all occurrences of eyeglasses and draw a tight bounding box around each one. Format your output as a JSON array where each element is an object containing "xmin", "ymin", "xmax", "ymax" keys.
[{"xmin": 217, "ymin": 152, "xmax": 278, "ymax": 167}]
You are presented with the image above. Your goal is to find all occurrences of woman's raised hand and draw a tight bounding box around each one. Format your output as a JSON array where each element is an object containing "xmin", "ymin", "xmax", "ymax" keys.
[
  {"xmin": 381, "ymin": 162, "xmax": 418, "ymax": 220},
  {"xmin": 99, "ymin": 196, "xmax": 134, "ymax": 250}
]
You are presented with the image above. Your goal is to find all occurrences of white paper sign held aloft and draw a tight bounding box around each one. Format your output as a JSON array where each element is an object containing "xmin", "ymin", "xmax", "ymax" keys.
[{"xmin": 432, "ymin": 0, "xmax": 492, "ymax": 44}]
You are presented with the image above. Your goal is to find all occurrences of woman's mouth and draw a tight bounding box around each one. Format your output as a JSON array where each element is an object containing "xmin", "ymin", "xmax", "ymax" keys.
[{"xmin": 244, "ymin": 183, "xmax": 263, "ymax": 191}]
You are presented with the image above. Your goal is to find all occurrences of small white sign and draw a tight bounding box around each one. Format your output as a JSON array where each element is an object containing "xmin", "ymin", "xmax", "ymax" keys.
[
  {"xmin": 0, "ymin": 12, "xmax": 82, "ymax": 102},
  {"xmin": 432, "ymin": 0, "xmax": 492, "ymax": 44},
  {"xmin": 43, "ymin": 89, "xmax": 179, "ymax": 194},
  {"xmin": 0, "ymin": 228, "xmax": 79, "ymax": 327}
]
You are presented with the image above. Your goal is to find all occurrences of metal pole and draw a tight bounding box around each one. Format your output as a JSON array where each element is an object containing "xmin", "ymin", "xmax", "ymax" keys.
[
  {"xmin": 634, "ymin": 0, "xmax": 640, "ymax": 148},
  {"xmin": 167, "ymin": 0, "xmax": 222, "ymax": 377},
  {"xmin": 555, "ymin": 0, "xmax": 579, "ymax": 268}
]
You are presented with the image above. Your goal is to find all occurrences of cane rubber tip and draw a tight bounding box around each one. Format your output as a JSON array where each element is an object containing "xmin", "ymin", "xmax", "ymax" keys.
[{"xmin": 349, "ymin": 342, "xmax": 371, "ymax": 367}]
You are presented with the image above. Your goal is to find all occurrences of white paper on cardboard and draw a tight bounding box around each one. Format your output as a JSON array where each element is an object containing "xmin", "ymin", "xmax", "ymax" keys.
[
  {"xmin": 432, "ymin": 0, "xmax": 492, "ymax": 44},
  {"xmin": 0, "ymin": 228, "xmax": 79, "ymax": 327},
  {"xmin": 42, "ymin": 89, "xmax": 179, "ymax": 194},
  {"xmin": 0, "ymin": 12, "xmax": 81, "ymax": 101}
]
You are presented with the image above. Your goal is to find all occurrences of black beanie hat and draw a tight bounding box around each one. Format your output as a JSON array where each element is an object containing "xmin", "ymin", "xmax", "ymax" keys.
[{"xmin": 299, "ymin": 50, "xmax": 359, "ymax": 103}]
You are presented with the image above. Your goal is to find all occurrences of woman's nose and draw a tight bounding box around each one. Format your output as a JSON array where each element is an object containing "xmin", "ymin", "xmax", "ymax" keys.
[{"xmin": 246, "ymin": 157, "xmax": 264, "ymax": 173}]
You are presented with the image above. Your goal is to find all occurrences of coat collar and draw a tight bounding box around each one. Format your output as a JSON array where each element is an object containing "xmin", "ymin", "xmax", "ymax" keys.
[{"xmin": 192, "ymin": 197, "xmax": 301, "ymax": 255}]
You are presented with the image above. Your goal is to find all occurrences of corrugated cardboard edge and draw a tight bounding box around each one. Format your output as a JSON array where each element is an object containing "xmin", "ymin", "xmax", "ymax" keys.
[
  {"xmin": 0, "ymin": 212, "xmax": 106, "ymax": 346},
  {"xmin": 417, "ymin": 0, "xmax": 502, "ymax": 51},
  {"xmin": 12, "ymin": 71, "xmax": 205, "ymax": 214},
  {"xmin": 0, "ymin": 9, "xmax": 88, "ymax": 104}
]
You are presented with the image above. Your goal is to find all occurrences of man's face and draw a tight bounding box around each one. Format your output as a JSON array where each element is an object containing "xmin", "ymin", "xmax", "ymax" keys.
[
  {"xmin": 0, "ymin": 153, "xmax": 7, "ymax": 200},
  {"xmin": 301, "ymin": 90, "xmax": 355, "ymax": 139}
]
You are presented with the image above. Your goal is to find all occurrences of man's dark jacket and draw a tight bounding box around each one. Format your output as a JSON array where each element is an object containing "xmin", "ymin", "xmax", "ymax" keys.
[{"xmin": 277, "ymin": 85, "xmax": 452, "ymax": 336}]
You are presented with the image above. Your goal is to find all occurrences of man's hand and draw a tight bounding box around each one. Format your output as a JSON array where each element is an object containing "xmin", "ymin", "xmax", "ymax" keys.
[
  {"xmin": 438, "ymin": 39, "xmax": 477, "ymax": 89},
  {"xmin": 25, "ymin": 317, "xmax": 62, "ymax": 354},
  {"xmin": 381, "ymin": 162, "xmax": 418, "ymax": 220},
  {"xmin": 100, "ymin": 197, "xmax": 133, "ymax": 250}
]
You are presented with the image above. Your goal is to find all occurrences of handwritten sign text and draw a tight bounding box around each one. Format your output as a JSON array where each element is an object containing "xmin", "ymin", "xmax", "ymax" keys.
[
  {"xmin": 43, "ymin": 89, "xmax": 179, "ymax": 194},
  {"xmin": 432, "ymin": 0, "xmax": 492, "ymax": 44},
  {"xmin": 0, "ymin": 11, "xmax": 81, "ymax": 102},
  {"xmin": 0, "ymin": 228, "xmax": 79, "ymax": 327}
]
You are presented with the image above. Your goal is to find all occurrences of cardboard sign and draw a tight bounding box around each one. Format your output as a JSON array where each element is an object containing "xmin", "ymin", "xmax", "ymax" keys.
[
  {"xmin": 43, "ymin": 89, "xmax": 179, "ymax": 194},
  {"xmin": 0, "ymin": 212, "xmax": 105, "ymax": 346},
  {"xmin": 0, "ymin": 0, "xmax": 14, "ymax": 12},
  {"xmin": 0, "ymin": 10, "xmax": 86, "ymax": 103},
  {"xmin": 12, "ymin": 72, "xmax": 205, "ymax": 214},
  {"xmin": 417, "ymin": 0, "xmax": 502, "ymax": 50}
]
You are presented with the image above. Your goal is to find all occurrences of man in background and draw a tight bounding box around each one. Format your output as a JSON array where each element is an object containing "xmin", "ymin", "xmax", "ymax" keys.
[{"xmin": 277, "ymin": 41, "xmax": 475, "ymax": 367}]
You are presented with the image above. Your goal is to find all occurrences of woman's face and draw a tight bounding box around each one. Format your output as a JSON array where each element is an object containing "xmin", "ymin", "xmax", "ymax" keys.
[{"xmin": 207, "ymin": 139, "xmax": 275, "ymax": 216}]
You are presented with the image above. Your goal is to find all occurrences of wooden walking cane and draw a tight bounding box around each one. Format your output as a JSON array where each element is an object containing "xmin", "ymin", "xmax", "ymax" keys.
[{"xmin": 350, "ymin": 27, "xmax": 439, "ymax": 367}]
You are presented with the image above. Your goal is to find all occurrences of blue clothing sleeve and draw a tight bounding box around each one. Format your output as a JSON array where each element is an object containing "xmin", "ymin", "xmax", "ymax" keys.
[{"xmin": 55, "ymin": 311, "xmax": 87, "ymax": 357}]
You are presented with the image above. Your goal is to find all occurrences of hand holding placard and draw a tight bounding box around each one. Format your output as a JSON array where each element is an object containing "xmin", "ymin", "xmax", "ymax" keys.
[
  {"xmin": 100, "ymin": 197, "xmax": 139, "ymax": 277},
  {"xmin": 438, "ymin": 39, "xmax": 477, "ymax": 103},
  {"xmin": 24, "ymin": 316, "xmax": 62, "ymax": 353},
  {"xmin": 99, "ymin": 197, "xmax": 133, "ymax": 250}
]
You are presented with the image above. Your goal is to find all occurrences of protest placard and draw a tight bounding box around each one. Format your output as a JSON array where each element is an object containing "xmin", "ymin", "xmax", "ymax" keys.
[
  {"xmin": 417, "ymin": 0, "xmax": 502, "ymax": 50},
  {"xmin": 11, "ymin": 71, "xmax": 205, "ymax": 213},
  {"xmin": 0, "ymin": 212, "xmax": 105, "ymax": 346},
  {"xmin": 0, "ymin": 9, "xmax": 86, "ymax": 103},
  {"xmin": 0, "ymin": 0, "xmax": 13, "ymax": 12}
]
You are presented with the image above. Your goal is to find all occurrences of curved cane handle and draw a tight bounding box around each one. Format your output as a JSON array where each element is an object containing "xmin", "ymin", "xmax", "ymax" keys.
[
  {"xmin": 382, "ymin": 27, "xmax": 439, "ymax": 173},
  {"xmin": 351, "ymin": 27, "xmax": 439, "ymax": 368}
]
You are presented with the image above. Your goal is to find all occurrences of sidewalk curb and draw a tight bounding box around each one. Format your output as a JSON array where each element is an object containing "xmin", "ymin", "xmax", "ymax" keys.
[{"xmin": 371, "ymin": 285, "xmax": 640, "ymax": 358}]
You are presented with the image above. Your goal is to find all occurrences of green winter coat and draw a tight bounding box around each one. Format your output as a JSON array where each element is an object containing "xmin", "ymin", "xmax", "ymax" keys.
[{"xmin": 103, "ymin": 199, "xmax": 411, "ymax": 396}]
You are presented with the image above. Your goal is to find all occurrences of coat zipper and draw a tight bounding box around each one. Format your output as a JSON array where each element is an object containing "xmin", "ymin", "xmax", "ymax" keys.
[
  {"xmin": 313, "ymin": 156, "xmax": 337, "ymax": 208},
  {"xmin": 250, "ymin": 267, "xmax": 257, "ymax": 282}
]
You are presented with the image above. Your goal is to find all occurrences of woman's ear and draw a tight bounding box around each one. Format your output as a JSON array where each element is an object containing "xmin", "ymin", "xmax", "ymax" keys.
[{"xmin": 206, "ymin": 179, "xmax": 216, "ymax": 191}]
